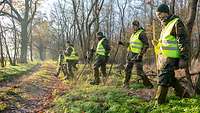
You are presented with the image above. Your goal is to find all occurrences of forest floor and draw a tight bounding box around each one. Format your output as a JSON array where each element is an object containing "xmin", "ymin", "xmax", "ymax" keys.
[{"xmin": 0, "ymin": 60, "xmax": 200, "ymax": 113}]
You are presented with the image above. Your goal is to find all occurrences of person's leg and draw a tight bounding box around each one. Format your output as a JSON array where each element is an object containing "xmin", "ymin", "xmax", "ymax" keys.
[
  {"xmin": 67, "ymin": 61, "xmax": 74, "ymax": 79},
  {"xmin": 56, "ymin": 65, "xmax": 61, "ymax": 77},
  {"xmin": 155, "ymin": 59, "xmax": 175, "ymax": 104},
  {"xmin": 100, "ymin": 57, "xmax": 108, "ymax": 83},
  {"xmin": 171, "ymin": 76, "xmax": 190, "ymax": 98},
  {"xmin": 72, "ymin": 60, "xmax": 78, "ymax": 71},
  {"xmin": 90, "ymin": 57, "xmax": 102, "ymax": 85},
  {"xmin": 63, "ymin": 64, "xmax": 70, "ymax": 79},
  {"xmin": 135, "ymin": 61, "xmax": 153, "ymax": 88},
  {"xmin": 123, "ymin": 61, "xmax": 134, "ymax": 88},
  {"xmin": 155, "ymin": 85, "xmax": 169, "ymax": 104}
]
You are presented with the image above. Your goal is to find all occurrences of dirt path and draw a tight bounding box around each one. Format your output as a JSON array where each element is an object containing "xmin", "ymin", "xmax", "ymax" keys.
[{"xmin": 0, "ymin": 62, "xmax": 70, "ymax": 113}]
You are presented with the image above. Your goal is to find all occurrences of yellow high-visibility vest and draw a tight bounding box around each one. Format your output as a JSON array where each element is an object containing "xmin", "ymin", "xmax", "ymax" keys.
[
  {"xmin": 96, "ymin": 38, "xmax": 106, "ymax": 56},
  {"xmin": 65, "ymin": 46, "xmax": 79, "ymax": 60},
  {"xmin": 158, "ymin": 18, "xmax": 180, "ymax": 58},
  {"xmin": 128, "ymin": 29, "xmax": 144, "ymax": 53}
]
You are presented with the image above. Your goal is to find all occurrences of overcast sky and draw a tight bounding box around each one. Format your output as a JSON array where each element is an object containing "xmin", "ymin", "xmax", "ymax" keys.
[{"xmin": 38, "ymin": 0, "xmax": 57, "ymax": 16}]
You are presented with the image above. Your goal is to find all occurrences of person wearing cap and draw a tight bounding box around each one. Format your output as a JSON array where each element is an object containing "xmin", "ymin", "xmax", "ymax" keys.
[
  {"xmin": 90, "ymin": 32, "xmax": 110, "ymax": 85},
  {"xmin": 118, "ymin": 20, "xmax": 153, "ymax": 89},
  {"xmin": 64, "ymin": 41, "xmax": 79, "ymax": 79},
  {"xmin": 154, "ymin": 4, "xmax": 190, "ymax": 104}
]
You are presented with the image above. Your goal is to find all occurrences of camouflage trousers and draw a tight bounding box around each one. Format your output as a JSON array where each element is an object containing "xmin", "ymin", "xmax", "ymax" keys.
[
  {"xmin": 124, "ymin": 60, "xmax": 152, "ymax": 87},
  {"xmin": 157, "ymin": 57, "xmax": 184, "ymax": 97},
  {"xmin": 56, "ymin": 64, "xmax": 67, "ymax": 76},
  {"xmin": 92, "ymin": 56, "xmax": 108, "ymax": 83},
  {"xmin": 65, "ymin": 60, "xmax": 78, "ymax": 79}
]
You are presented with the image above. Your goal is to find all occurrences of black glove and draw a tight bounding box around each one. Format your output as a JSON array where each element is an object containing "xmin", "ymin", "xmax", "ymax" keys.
[
  {"xmin": 135, "ymin": 54, "xmax": 143, "ymax": 61},
  {"xmin": 118, "ymin": 41, "xmax": 123, "ymax": 45}
]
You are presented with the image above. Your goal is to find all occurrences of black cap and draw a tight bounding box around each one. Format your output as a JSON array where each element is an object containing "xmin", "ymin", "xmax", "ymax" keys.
[
  {"xmin": 132, "ymin": 20, "xmax": 140, "ymax": 27},
  {"xmin": 157, "ymin": 4, "xmax": 170, "ymax": 13},
  {"xmin": 96, "ymin": 32, "xmax": 105, "ymax": 38}
]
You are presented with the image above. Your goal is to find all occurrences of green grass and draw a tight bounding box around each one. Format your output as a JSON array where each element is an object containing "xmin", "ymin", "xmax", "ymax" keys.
[
  {"xmin": 0, "ymin": 61, "xmax": 39, "ymax": 82},
  {"xmin": 50, "ymin": 82, "xmax": 200, "ymax": 113},
  {"xmin": 147, "ymin": 96, "xmax": 200, "ymax": 113},
  {"xmin": 48, "ymin": 70, "xmax": 200, "ymax": 113},
  {"xmin": 49, "ymin": 81, "xmax": 148, "ymax": 113}
]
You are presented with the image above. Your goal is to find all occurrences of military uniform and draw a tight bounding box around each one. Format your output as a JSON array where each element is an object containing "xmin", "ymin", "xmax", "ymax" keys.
[
  {"xmin": 122, "ymin": 28, "xmax": 153, "ymax": 88},
  {"xmin": 90, "ymin": 32, "xmax": 110, "ymax": 85},
  {"xmin": 155, "ymin": 14, "xmax": 189, "ymax": 104},
  {"xmin": 64, "ymin": 45, "xmax": 79, "ymax": 79}
]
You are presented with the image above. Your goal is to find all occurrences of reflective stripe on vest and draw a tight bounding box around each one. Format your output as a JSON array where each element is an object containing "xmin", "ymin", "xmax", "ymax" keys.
[
  {"xmin": 128, "ymin": 29, "xmax": 144, "ymax": 53},
  {"xmin": 65, "ymin": 47, "xmax": 79, "ymax": 60},
  {"xmin": 159, "ymin": 18, "xmax": 180, "ymax": 58},
  {"xmin": 96, "ymin": 38, "xmax": 106, "ymax": 56}
]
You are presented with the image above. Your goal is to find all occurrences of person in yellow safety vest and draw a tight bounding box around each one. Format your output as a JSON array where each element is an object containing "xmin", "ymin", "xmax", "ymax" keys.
[
  {"xmin": 64, "ymin": 41, "xmax": 79, "ymax": 80},
  {"xmin": 90, "ymin": 32, "xmax": 111, "ymax": 85},
  {"xmin": 154, "ymin": 4, "xmax": 190, "ymax": 105},
  {"xmin": 118, "ymin": 20, "xmax": 153, "ymax": 89},
  {"xmin": 55, "ymin": 50, "xmax": 67, "ymax": 77}
]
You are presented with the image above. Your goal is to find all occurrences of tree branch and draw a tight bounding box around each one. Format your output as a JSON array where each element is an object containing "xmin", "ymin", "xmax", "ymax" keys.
[
  {"xmin": 28, "ymin": 0, "xmax": 39, "ymax": 24},
  {"xmin": 6, "ymin": 0, "xmax": 22, "ymax": 21},
  {"xmin": 0, "ymin": 11, "xmax": 19, "ymax": 21}
]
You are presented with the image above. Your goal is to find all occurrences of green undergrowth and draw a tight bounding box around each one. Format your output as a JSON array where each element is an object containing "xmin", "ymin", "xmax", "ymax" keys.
[
  {"xmin": 0, "ymin": 61, "xmax": 39, "ymax": 82},
  {"xmin": 50, "ymin": 82, "xmax": 200, "ymax": 113},
  {"xmin": 47, "ymin": 63, "xmax": 200, "ymax": 113},
  {"xmin": 147, "ymin": 95, "xmax": 200, "ymax": 113},
  {"xmin": 50, "ymin": 83, "xmax": 147, "ymax": 113}
]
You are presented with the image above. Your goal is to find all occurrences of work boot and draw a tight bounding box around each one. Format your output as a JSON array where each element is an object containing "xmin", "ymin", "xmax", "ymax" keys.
[
  {"xmin": 172, "ymin": 79, "xmax": 191, "ymax": 98},
  {"xmin": 155, "ymin": 86, "xmax": 169, "ymax": 105},
  {"xmin": 90, "ymin": 70, "xmax": 100, "ymax": 85}
]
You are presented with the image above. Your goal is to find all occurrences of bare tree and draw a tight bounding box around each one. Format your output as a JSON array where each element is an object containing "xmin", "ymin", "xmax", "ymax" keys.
[{"xmin": 0, "ymin": 0, "xmax": 39, "ymax": 63}]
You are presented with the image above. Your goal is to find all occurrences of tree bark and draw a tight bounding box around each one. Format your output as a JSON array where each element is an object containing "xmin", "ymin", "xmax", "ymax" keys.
[
  {"xmin": 2, "ymin": 31, "xmax": 13, "ymax": 65},
  {"xmin": 0, "ymin": 23, "xmax": 5, "ymax": 67},
  {"xmin": 20, "ymin": 21, "xmax": 29, "ymax": 63},
  {"xmin": 185, "ymin": 0, "xmax": 199, "ymax": 94},
  {"xmin": 170, "ymin": 0, "xmax": 176, "ymax": 14}
]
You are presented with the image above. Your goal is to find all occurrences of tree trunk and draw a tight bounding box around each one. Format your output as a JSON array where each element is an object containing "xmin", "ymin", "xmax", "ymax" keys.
[
  {"xmin": 2, "ymin": 32, "xmax": 13, "ymax": 65},
  {"xmin": 196, "ymin": 74, "xmax": 200, "ymax": 95},
  {"xmin": 170, "ymin": 0, "xmax": 176, "ymax": 14},
  {"xmin": 0, "ymin": 26, "xmax": 5, "ymax": 67},
  {"xmin": 30, "ymin": 33, "xmax": 33, "ymax": 61},
  {"xmin": 186, "ymin": 0, "xmax": 199, "ymax": 94},
  {"xmin": 20, "ymin": 21, "xmax": 29, "ymax": 63},
  {"xmin": 195, "ymin": 5, "xmax": 200, "ymax": 59},
  {"xmin": 187, "ymin": 0, "xmax": 198, "ymax": 39},
  {"xmin": 13, "ymin": 20, "xmax": 17, "ymax": 65}
]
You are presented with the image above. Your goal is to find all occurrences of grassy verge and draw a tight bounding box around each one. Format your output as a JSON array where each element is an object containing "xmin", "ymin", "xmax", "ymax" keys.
[
  {"xmin": 49, "ymin": 83, "xmax": 146, "ymax": 113},
  {"xmin": 50, "ymin": 82, "xmax": 200, "ymax": 113},
  {"xmin": 0, "ymin": 61, "xmax": 39, "ymax": 82},
  {"xmin": 47, "ymin": 62, "xmax": 200, "ymax": 113}
]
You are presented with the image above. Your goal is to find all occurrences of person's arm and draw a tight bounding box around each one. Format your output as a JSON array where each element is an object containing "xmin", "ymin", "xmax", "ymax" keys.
[
  {"xmin": 102, "ymin": 39, "xmax": 111, "ymax": 56},
  {"xmin": 65, "ymin": 47, "xmax": 73, "ymax": 56},
  {"xmin": 174, "ymin": 19, "xmax": 189, "ymax": 61},
  {"xmin": 138, "ymin": 31, "xmax": 149, "ymax": 56}
]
